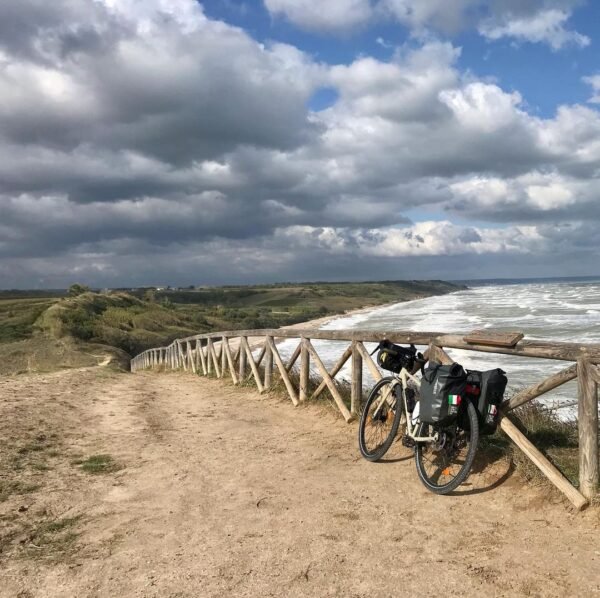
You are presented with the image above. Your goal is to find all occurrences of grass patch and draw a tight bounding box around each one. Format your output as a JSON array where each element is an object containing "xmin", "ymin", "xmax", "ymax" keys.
[
  {"xmin": 31, "ymin": 462, "xmax": 52, "ymax": 471},
  {"xmin": 0, "ymin": 481, "xmax": 42, "ymax": 502},
  {"xmin": 504, "ymin": 402, "xmax": 580, "ymax": 487},
  {"xmin": 27, "ymin": 516, "xmax": 81, "ymax": 554},
  {"xmin": 76, "ymin": 454, "xmax": 122, "ymax": 475}
]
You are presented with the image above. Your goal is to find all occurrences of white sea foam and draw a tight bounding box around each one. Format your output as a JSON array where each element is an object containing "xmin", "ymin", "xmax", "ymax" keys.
[{"xmin": 275, "ymin": 280, "xmax": 600, "ymax": 420}]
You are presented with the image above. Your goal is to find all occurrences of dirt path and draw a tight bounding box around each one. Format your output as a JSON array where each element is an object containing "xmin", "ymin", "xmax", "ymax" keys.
[{"xmin": 1, "ymin": 368, "xmax": 600, "ymax": 597}]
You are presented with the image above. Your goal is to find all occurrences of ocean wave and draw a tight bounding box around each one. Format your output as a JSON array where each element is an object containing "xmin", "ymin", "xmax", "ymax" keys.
[{"xmin": 300, "ymin": 279, "xmax": 600, "ymax": 420}]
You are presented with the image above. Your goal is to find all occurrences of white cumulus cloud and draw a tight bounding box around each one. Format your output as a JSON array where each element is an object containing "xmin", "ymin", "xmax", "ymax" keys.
[{"xmin": 479, "ymin": 8, "xmax": 590, "ymax": 50}]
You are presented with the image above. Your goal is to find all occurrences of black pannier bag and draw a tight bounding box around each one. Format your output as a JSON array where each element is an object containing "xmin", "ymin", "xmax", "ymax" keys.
[
  {"xmin": 464, "ymin": 368, "xmax": 508, "ymax": 434},
  {"xmin": 376, "ymin": 340, "xmax": 415, "ymax": 373},
  {"xmin": 420, "ymin": 361, "xmax": 467, "ymax": 424}
]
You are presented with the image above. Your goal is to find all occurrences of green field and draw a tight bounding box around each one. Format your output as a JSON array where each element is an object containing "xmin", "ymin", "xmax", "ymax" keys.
[{"xmin": 0, "ymin": 280, "xmax": 464, "ymax": 374}]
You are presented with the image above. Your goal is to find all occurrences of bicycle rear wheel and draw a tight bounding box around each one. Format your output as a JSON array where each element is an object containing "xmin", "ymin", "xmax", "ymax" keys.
[
  {"xmin": 414, "ymin": 400, "xmax": 479, "ymax": 494},
  {"xmin": 358, "ymin": 377, "xmax": 404, "ymax": 462}
]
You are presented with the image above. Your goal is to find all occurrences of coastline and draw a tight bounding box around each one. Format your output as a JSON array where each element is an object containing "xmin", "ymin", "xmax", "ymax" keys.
[
  {"xmin": 278, "ymin": 300, "xmax": 404, "ymax": 332},
  {"xmin": 278, "ymin": 290, "xmax": 462, "ymax": 332},
  {"xmin": 243, "ymin": 301, "xmax": 399, "ymax": 351}
]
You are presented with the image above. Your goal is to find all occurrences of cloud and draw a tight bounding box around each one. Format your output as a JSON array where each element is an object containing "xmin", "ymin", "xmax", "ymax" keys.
[
  {"xmin": 0, "ymin": 0, "xmax": 323, "ymax": 169},
  {"xmin": 279, "ymin": 221, "xmax": 542, "ymax": 257},
  {"xmin": 583, "ymin": 74, "xmax": 600, "ymax": 104},
  {"xmin": 0, "ymin": 1, "xmax": 600, "ymax": 287},
  {"xmin": 479, "ymin": 8, "xmax": 590, "ymax": 50},
  {"xmin": 263, "ymin": 0, "xmax": 588, "ymax": 51},
  {"xmin": 264, "ymin": 0, "xmax": 373, "ymax": 33},
  {"xmin": 379, "ymin": 0, "xmax": 480, "ymax": 35}
]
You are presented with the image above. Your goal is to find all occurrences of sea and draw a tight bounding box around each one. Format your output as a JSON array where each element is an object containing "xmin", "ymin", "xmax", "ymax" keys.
[{"xmin": 276, "ymin": 277, "xmax": 600, "ymax": 419}]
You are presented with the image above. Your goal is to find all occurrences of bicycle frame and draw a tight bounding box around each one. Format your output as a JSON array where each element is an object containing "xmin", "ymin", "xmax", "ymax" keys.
[{"xmin": 371, "ymin": 367, "xmax": 437, "ymax": 443}]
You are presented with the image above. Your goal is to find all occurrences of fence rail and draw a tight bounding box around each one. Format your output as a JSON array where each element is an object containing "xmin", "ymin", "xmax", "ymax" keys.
[{"xmin": 131, "ymin": 328, "xmax": 600, "ymax": 510}]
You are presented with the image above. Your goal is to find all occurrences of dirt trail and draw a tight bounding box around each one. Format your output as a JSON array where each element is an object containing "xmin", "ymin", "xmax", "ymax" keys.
[{"xmin": 1, "ymin": 368, "xmax": 600, "ymax": 597}]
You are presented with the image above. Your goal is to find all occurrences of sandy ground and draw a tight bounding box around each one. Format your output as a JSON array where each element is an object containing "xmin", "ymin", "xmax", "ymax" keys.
[{"xmin": 1, "ymin": 367, "xmax": 600, "ymax": 597}]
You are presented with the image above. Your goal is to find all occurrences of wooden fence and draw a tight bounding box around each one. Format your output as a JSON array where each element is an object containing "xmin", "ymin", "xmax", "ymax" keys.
[{"xmin": 131, "ymin": 328, "xmax": 600, "ymax": 510}]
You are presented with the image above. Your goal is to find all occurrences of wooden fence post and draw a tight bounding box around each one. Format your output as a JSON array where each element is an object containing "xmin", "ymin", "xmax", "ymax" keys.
[
  {"xmin": 241, "ymin": 336, "xmax": 264, "ymax": 393},
  {"xmin": 264, "ymin": 336, "xmax": 273, "ymax": 390},
  {"xmin": 239, "ymin": 337, "xmax": 247, "ymax": 380},
  {"xmin": 186, "ymin": 341, "xmax": 195, "ymax": 374},
  {"xmin": 206, "ymin": 339, "xmax": 213, "ymax": 375},
  {"xmin": 313, "ymin": 345, "xmax": 352, "ymax": 400},
  {"xmin": 578, "ymin": 358, "xmax": 599, "ymax": 500},
  {"xmin": 305, "ymin": 340, "xmax": 352, "ymax": 423},
  {"xmin": 223, "ymin": 338, "xmax": 239, "ymax": 385},
  {"xmin": 197, "ymin": 340, "xmax": 207, "ymax": 375},
  {"xmin": 351, "ymin": 341, "xmax": 363, "ymax": 416},
  {"xmin": 285, "ymin": 343, "xmax": 302, "ymax": 373},
  {"xmin": 300, "ymin": 338, "xmax": 309, "ymax": 402},
  {"xmin": 266, "ymin": 337, "xmax": 298, "ymax": 405},
  {"xmin": 499, "ymin": 415, "xmax": 588, "ymax": 510},
  {"xmin": 221, "ymin": 339, "xmax": 227, "ymax": 375},
  {"xmin": 208, "ymin": 338, "xmax": 221, "ymax": 377}
]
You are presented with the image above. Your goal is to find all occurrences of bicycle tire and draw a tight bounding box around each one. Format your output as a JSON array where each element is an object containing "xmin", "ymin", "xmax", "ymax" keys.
[
  {"xmin": 358, "ymin": 377, "xmax": 403, "ymax": 462},
  {"xmin": 414, "ymin": 400, "xmax": 479, "ymax": 494}
]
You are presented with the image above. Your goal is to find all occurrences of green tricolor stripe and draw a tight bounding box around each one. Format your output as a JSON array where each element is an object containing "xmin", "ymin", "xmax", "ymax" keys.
[{"xmin": 448, "ymin": 394, "xmax": 461, "ymax": 405}]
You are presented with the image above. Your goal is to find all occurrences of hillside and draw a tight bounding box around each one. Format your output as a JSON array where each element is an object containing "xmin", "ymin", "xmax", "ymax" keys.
[{"xmin": 0, "ymin": 280, "xmax": 465, "ymax": 374}]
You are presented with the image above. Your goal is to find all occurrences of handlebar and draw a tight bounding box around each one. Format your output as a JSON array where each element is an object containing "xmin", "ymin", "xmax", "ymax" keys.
[{"xmin": 371, "ymin": 341, "xmax": 425, "ymax": 361}]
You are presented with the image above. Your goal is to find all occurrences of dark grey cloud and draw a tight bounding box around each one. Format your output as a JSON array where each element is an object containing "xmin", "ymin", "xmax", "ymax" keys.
[{"xmin": 0, "ymin": 0, "xmax": 599, "ymax": 288}]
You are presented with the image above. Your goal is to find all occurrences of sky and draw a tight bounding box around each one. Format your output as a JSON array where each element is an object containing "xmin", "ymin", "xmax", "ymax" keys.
[{"xmin": 1, "ymin": 0, "xmax": 600, "ymax": 288}]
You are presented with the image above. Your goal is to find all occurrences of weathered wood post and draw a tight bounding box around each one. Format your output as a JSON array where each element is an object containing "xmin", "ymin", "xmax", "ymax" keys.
[
  {"xmin": 186, "ymin": 341, "xmax": 196, "ymax": 373},
  {"xmin": 179, "ymin": 341, "xmax": 187, "ymax": 371},
  {"xmin": 299, "ymin": 338, "xmax": 309, "ymax": 402},
  {"xmin": 221, "ymin": 338, "xmax": 227, "ymax": 376},
  {"xmin": 196, "ymin": 340, "xmax": 206, "ymax": 375},
  {"xmin": 206, "ymin": 339, "xmax": 213, "ymax": 375},
  {"xmin": 351, "ymin": 340, "xmax": 363, "ymax": 415},
  {"xmin": 264, "ymin": 336, "xmax": 273, "ymax": 390},
  {"xmin": 223, "ymin": 338, "xmax": 239, "ymax": 384},
  {"xmin": 239, "ymin": 337, "xmax": 247, "ymax": 380},
  {"xmin": 577, "ymin": 358, "xmax": 599, "ymax": 500},
  {"xmin": 499, "ymin": 415, "xmax": 588, "ymax": 510},
  {"xmin": 241, "ymin": 336, "xmax": 264, "ymax": 393}
]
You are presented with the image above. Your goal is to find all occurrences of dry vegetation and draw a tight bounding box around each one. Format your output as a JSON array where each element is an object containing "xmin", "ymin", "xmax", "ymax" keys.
[{"xmin": 0, "ymin": 280, "xmax": 462, "ymax": 375}]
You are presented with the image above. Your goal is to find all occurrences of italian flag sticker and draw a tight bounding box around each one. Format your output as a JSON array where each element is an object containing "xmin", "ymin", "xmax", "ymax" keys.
[{"xmin": 448, "ymin": 394, "xmax": 461, "ymax": 405}]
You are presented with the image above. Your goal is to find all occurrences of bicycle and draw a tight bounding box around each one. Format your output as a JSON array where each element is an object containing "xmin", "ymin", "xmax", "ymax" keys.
[{"xmin": 358, "ymin": 341, "xmax": 479, "ymax": 495}]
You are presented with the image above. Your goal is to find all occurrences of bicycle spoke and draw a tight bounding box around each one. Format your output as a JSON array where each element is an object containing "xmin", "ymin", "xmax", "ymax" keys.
[
  {"xmin": 415, "ymin": 404, "xmax": 478, "ymax": 494},
  {"xmin": 359, "ymin": 379, "xmax": 406, "ymax": 458}
]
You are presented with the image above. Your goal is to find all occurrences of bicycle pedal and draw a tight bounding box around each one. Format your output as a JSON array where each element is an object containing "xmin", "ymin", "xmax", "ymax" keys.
[{"xmin": 401, "ymin": 435, "xmax": 415, "ymax": 448}]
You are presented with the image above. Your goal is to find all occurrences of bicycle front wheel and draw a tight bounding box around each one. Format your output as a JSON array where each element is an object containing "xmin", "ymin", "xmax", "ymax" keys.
[
  {"xmin": 358, "ymin": 377, "xmax": 404, "ymax": 462},
  {"xmin": 414, "ymin": 400, "xmax": 479, "ymax": 494}
]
